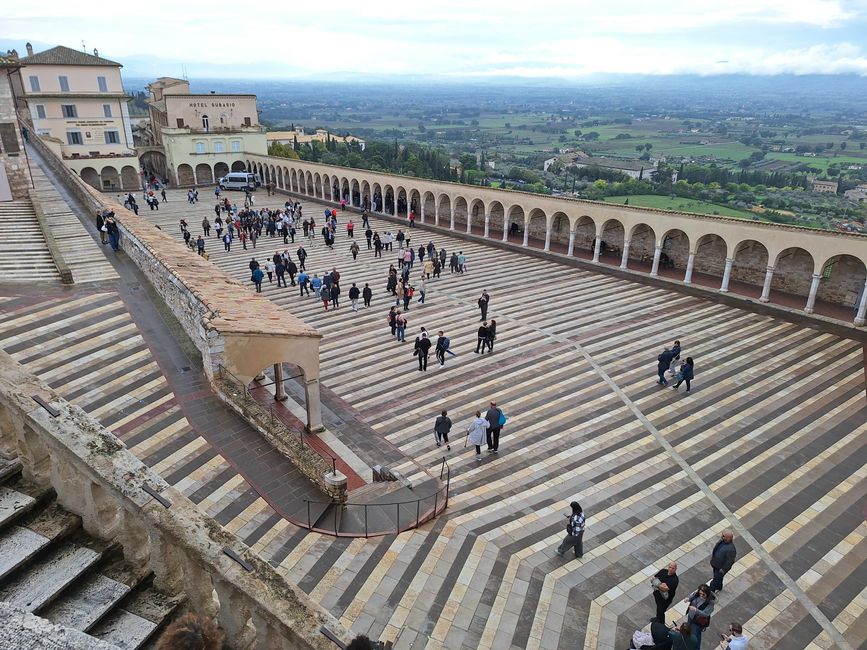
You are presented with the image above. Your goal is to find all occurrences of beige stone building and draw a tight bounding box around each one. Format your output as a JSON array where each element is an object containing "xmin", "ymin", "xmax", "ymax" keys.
[
  {"xmin": 811, "ymin": 179, "xmax": 838, "ymax": 194},
  {"xmin": 267, "ymin": 126, "xmax": 365, "ymax": 151},
  {"xmin": 0, "ymin": 54, "xmax": 30, "ymax": 200},
  {"xmin": 10, "ymin": 44, "xmax": 139, "ymax": 191},
  {"xmin": 139, "ymin": 77, "xmax": 267, "ymax": 187}
]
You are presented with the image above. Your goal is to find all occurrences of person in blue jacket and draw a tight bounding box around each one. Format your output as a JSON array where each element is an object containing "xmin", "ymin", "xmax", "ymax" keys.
[
  {"xmin": 673, "ymin": 357, "xmax": 695, "ymax": 392},
  {"xmin": 251, "ymin": 266, "xmax": 264, "ymax": 293}
]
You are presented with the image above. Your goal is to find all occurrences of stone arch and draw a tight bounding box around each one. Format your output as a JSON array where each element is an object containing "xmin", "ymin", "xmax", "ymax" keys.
[
  {"xmin": 139, "ymin": 151, "xmax": 166, "ymax": 180},
  {"xmin": 120, "ymin": 165, "xmax": 139, "ymax": 191},
  {"xmin": 505, "ymin": 205, "xmax": 525, "ymax": 241},
  {"xmin": 469, "ymin": 198, "xmax": 485, "ymax": 233},
  {"xmin": 731, "ymin": 239, "xmax": 770, "ymax": 286},
  {"xmin": 283, "ymin": 167, "xmax": 290, "ymax": 190},
  {"xmin": 453, "ymin": 196, "xmax": 469, "ymax": 229},
  {"xmin": 321, "ymin": 174, "xmax": 331, "ymax": 200},
  {"xmin": 214, "ymin": 162, "xmax": 230, "ymax": 180},
  {"xmin": 384, "ymin": 185, "xmax": 395, "ymax": 215},
  {"xmin": 488, "ymin": 200, "xmax": 505, "ymax": 238},
  {"xmin": 599, "ymin": 218, "xmax": 626, "ymax": 261},
  {"xmin": 276, "ymin": 167, "xmax": 284, "ymax": 189},
  {"xmin": 80, "ymin": 167, "xmax": 100, "ymax": 190},
  {"xmin": 659, "ymin": 228, "xmax": 690, "ymax": 272},
  {"xmin": 693, "ymin": 233, "xmax": 728, "ymax": 277},
  {"xmin": 422, "ymin": 192, "xmax": 436, "ymax": 223},
  {"xmin": 395, "ymin": 186, "xmax": 407, "ymax": 217},
  {"xmin": 572, "ymin": 216, "xmax": 596, "ymax": 254},
  {"xmin": 409, "ymin": 189, "xmax": 421, "ymax": 219},
  {"xmin": 351, "ymin": 179, "xmax": 360, "ymax": 206},
  {"xmin": 341, "ymin": 178, "xmax": 350, "ymax": 204},
  {"xmin": 817, "ymin": 254, "xmax": 867, "ymax": 306},
  {"xmin": 313, "ymin": 173, "xmax": 322, "ymax": 198},
  {"xmin": 290, "ymin": 169, "xmax": 298, "ymax": 193},
  {"xmin": 231, "ymin": 160, "xmax": 246, "ymax": 172},
  {"xmin": 362, "ymin": 181, "xmax": 371, "ymax": 208},
  {"xmin": 550, "ymin": 211, "xmax": 569, "ymax": 248},
  {"xmin": 438, "ymin": 194, "xmax": 452, "ymax": 227},
  {"xmin": 256, "ymin": 163, "xmax": 264, "ymax": 181},
  {"xmin": 372, "ymin": 183, "xmax": 382, "ymax": 212},
  {"xmin": 195, "ymin": 163, "xmax": 212, "ymax": 185},
  {"xmin": 269, "ymin": 165, "xmax": 276, "ymax": 185},
  {"xmin": 306, "ymin": 171, "xmax": 314, "ymax": 195},
  {"xmin": 527, "ymin": 208, "xmax": 547, "ymax": 248},
  {"xmin": 100, "ymin": 166, "xmax": 120, "ymax": 190},
  {"xmin": 773, "ymin": 247, "xmax": 816, "ymax": 297},
  {"xmin": 177, "ymin": 164, "xmax": 194, "ymax": 186}
]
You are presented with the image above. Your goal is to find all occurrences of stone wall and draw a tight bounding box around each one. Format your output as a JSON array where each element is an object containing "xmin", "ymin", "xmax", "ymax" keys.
[
  {"xmin": 1, "ymin": 81, "xmax": 31, "ymax": 200},
  {"xmin": 0, "ymin": 351, "xmax": 347, "ymax": 649}
]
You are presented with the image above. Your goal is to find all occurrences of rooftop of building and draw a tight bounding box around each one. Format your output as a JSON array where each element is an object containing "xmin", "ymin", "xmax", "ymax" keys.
[
  {"xmin": 0, "ymin": 54, "xmax": 21, "ymax": 69},
  {"xmin": 18, "ymin": 45, "xmax": 122, "ymax": 67}
]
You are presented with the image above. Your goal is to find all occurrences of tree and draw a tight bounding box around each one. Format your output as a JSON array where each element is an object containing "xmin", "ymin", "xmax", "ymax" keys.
[
  {"xmin": 840, "ymin": 141, "xmax": 847, "ymax": 150},
  {"xmin": 644, "ymin": 143, "xmax": 653, "ymax": 152}
]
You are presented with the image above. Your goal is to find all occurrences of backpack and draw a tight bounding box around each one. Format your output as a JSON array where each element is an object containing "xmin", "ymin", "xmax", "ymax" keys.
[
  {"xmin": 498, "ymin": 410, "xmax": 507, "ymax": 427},
  {"xmin": 439, "ymin": 336, "xmax": 450, "ymax": 351},
  {"xmin": 387, "ymin": 312, "xmax": 395, "ymax": 325}
]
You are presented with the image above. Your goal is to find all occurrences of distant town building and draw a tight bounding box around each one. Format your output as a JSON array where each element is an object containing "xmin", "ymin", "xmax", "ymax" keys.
[
  {"xmin": 0, "ymin": 53, "xmax": 30, "ymax": 200},
  {"xmin": 545, "ymin": 153, "xmax": 675, "ymax": 181},
  {"xmin": 139, "ymin": 77, "xmax": 267, "ymax": 186},
  {"xmin": 811, "ymin": 179, "xmax": 838, "ymax": 194},
  {"xmin": 266, "ymin": 127, "xmax": 365, "ymax": 151},
  {"xmin": 9, "ymin": 43, "xmax": 139, "ymax": 191},
  {"xmin": 844, "ymin": 183, "xmax": 867, "ymax": 202}
]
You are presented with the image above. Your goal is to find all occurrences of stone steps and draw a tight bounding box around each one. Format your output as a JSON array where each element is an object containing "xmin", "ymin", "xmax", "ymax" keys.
[{"xmin": 0, "ymin": 200, "xmax": 61, "ymax": 282}]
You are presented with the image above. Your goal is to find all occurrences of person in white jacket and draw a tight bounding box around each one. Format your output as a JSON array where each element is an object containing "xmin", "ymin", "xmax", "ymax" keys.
[{"xmin": 466, "ymin": 411, "xmax": 490, "ymax": 461}]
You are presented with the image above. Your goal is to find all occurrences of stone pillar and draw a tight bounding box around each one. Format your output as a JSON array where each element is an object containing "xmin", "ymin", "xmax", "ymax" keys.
[
  {"xmin": 620, "ymin": 241, "xmax": 631, "ymax": 269},
  {"xmin": 683, "ymin": 252, "xmax": 696, "ymax": 284},
  {"xmin": 304, "ymin": 378, "xmax": 324, "ymax": 433},
  {"xmin": 502, "ymin": 221, "xmax": 509, "ymax": 242},
  {"xmin": 543, "ymin": 226, "xmax": 551, "ymax": 251},
  {"xmin": 719, "ymin": 258, "xmax": 734, "ymax": 292},
  {"xmin": 759, "ymin": 266, "xmax": 775, "ymax": 302},
  {"xmin": 420, "ymin": 202, "xmax": 425, "ymax": 224},
  {"xmin": 804, "ymin": 273, "xmax": 822, "ymax": 314},
  {"xmin": 484, "ymin": 214, "xmax": 490, "ymax": 238},
  {"xmin": 650, "ymin": 246, "xmax": 662, "ymax": 277},
  {"xmin": 273, "ymin": 364, "xmax": 287, "ymax": 402},
  {"xmin": 854, "ymin": 280, "xmax": 867, "ymax": 326},
  {"xmin": 522, "ymin": 225, "xmax": 529, "ymax": 247},
  {"xmin": 466, "ymin": 213, "xmax": 472, "ymax": 234},
  {"xmin": 449, "ymin": 212, "xmax": 455, "ymax": 231},
  {"xmin": 592, "ymin": 236, "xmax": 601, "ymax": 263},
  {"xmin": 567, "ymin": 231, "xmax": 576, "ymax": 257},
  {"xmin": 434, "ymin": 203, "xmax": 439, "ymax": 227}
]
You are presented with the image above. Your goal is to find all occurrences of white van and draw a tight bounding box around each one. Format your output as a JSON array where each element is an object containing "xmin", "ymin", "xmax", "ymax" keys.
[{"xmin": 218, "ymin": 172, "xmax": 261, "ymax": 191}]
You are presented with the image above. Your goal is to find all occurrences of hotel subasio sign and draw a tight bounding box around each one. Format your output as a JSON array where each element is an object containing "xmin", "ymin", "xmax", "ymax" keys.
[{"xmin": 188, "ymin": 102, "xmax": 237, "ymax": 108}]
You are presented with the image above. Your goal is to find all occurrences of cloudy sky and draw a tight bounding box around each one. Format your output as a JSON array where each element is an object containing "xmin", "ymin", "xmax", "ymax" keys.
[{"xmin": 4, "ymin": 0, "xmax": 867, "ymax": 78}]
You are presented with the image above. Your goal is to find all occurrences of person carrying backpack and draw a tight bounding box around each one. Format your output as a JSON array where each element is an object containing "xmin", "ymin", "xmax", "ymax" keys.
[
  {"xmin": 435, "ymin": 331, "xmax": 451, "ymax": 367},
  {"xmin": 555, "ymin": 501, "xmax": 585, "ymax": 559},
  {"xmin": 484, "ymin": 401, "xmax": 506, "ymax": 453}
]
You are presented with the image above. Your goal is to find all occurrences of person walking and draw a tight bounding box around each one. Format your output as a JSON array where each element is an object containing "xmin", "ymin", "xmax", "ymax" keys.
[
  {"xmin": 486, "ymin": 319, "xmax": 497, "ymax": 353},
  {"xmin": 287, "ymin": 257, "xmax": 298, "ymax": 286},
  {"xmin": 350, "ymin": 241, "xmax": 360, "ymax": 261},
  {"xmin": 349, "ymin": 283, "xmax": 360, "ymax": 312},
  {"xmin": 457, "ymin": 251, "xmax": 466, "ymax": 274},
  {"xmin": 275, "ymin": 258, "xmax": 287, "ymax": 287},
  {"xmin": 374, "ymin": 234, "xmax": 383, "ymax": 258},
  {"xmin": 485, "ymin": 401, "xmax": 504, "ymax": 453},
  {"xmin": 435, "ymin": 331, "xmax": 451, "ymax": 367},
  {"xmin": 331, "ymin": 282, "xmax": 341, "ymax": 310},
  {"xmin": 414, "ymin": 328, "xmax": 432, "ymax": 371},
  {"xmin": 96, "ymin": 211, "xmax": 107, "ymax": 244},
  {"xmin": 683, "ymin": 584, "xmax": 715, "ymax": 648},
  {"xmin": 223, "ymin": 232, "xmax": 232, "ymax": 252},
  {"xmin": 365, "ymin": 227, "xmax": 373, "ymax": 250},
  {"xmin": 321, "ymin": 284, "xmax": 332, "ymax": 311},
  {"xmin": 196, "ymin": 235, "xmax": 205, "ymax": 257},
  {"xmin": 709, "ymin": 530, "xmax": 737, "ymax": 594},
  {"xmin": 651, "ymin": 562, "xmax": 680, "ymax": 624},
  {"xmin": 296, "ymin": 246, "xmax": 307, "ymax": 271},
  {"xmin": 673, "ymin": 357, "xmax": 695, "ymax": 392},
  {"xmin": 105, "ymin": 216, "xmax": 120, "ymax": 251},
  {"xmin": 395, "ymin": 310, "xmax": 407, "ymax": 342},
  {"xmin": 434, "ymin": 410, "xmax": 452, "ymax": 450},
  {"xmin": 555, "ymin": 501, "xmax": 586, "ymax": 559},
  {"xmin": 298, "ymin": 270, "xmax": 310, "ymax": 297},
  {"xmin": 311, "ymin": 273, "xmax": 322, "ymax": 300},
  {"xmin": 423, "ymin": 257, "xmax": 433, "ymax": 279},
  {"xmin": 465, "ymin": 411, "xmax": 489, "ymax": 461},
  {"xmin": 657, "ymin": 347, "xmax": 675, "ymax": 385},
  {"xmin": 721, "ymin": 622, "xmax": 748, "ymax": 650},
  {"xmin": 668, "ymin": 339, "xmax": 682, "ymax": 375},
  {"xmin": 251, "ymin": 266, "xmax": 264, "ymax": 293},
  {"xmin": 478, "ymin": 290, "xmax": 490, "ymax": 321},
  {"xmin": 362, "ymin": 283, "xmax": 372, "ymax": 308},
  {"xmin": 388, "ymin": 306, "xmax": 397, "ymax": 337},
  {"xmin": 475, "ymin": 322, "xmax": 489, "ymax": 354},
  {"xmin": 264, "ymin": 259, "xmax": 274, "ymax": 283},
  {"xmin": 403, "ymin": 284, "xmax": 414, "ymax": 311},
  {"xmin": 417, "ymin": 278, "xmax": 426, "ymax": 304},
  {"xmin": 201, "ymin": 217, "xmax": 211, "ymax": 237}
]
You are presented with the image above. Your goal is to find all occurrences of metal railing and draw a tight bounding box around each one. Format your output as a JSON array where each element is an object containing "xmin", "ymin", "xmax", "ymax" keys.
[
  {"xmin": 217, "ymin": 363, "xmax": 337, "ymax": 475},
  {"xmin": 302, "ymin": 458, "xmax": 449, "ymax": 537}
]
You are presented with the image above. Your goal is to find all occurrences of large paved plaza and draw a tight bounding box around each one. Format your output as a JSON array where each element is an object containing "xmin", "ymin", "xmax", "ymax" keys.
[{"xmin": 2, "ymin": 177, "xmax": 866, "ymax": 649}]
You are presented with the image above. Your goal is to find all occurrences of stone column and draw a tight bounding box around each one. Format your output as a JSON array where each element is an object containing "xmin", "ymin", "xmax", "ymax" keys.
[
  {"xmin": 304, "ymin": 378, "xmax": 324, "ymax": 433},
  {"xmin": 719, "ymin": 258, "xmax": 734, "ymax": 292},
  {"xmin": 620, "ymin": 241, "xmax": 631, "ymax": 269},
  {"xmin": 484, "ymin": 214, "xmax": 490, "ymax": 238},
  {"xmin": 567, "ymin": 231, "xmax": 576, "ymax": 257},
  {"xmin": 273, "ymin": 363, "xmax": 287, "ymax": 401},
  {"xmin": 522, "ymin": 225, "xmax": 529, "ymax": 247},
  {"xmin": 650, "ymin": 246, "xmax": 662, "ymax": 276},
  {"xmin": 502, "ymin": 220, "xmax": 509, "ymax": 242},
  {"xmin": 420, "ymin": 202, "xmax": 425, "ymax": 224},
  {"xmin": 804, "ymin": 273, "xmax": 822, "ymax": 314},
  {"xmin": 450, "ymin": 212, "xmax": 455, "ymax": 231},
  {"xmin": 434, "ymin": 203, "xmax": 439, "ymax": 227},
  {"xmin": 466, "ymin": 213, "xmax": 472, "ymax": 234},
  {"xmin": 543, "ymin": 225, "xmax": 552, "ymax": 252},
  {"xmin": 684, "ymin": 252, "xmax": 695, "ymax": 284},
  {"xmin": 854, "ymin": 280, "xmax": 867, "ymax": 326},
  {"xmin": 759, "ymin": 266, "xmax": 775, "ymax": 302},
  {"xmin": 592, "ymin": 236, "xmax": 601, "ymax": 263}
]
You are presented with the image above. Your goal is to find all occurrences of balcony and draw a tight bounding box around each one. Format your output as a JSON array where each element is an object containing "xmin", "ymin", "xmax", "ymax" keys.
[
  {"xmin": 160, "ymin": 125, "xmax": 264, "ymax": 136},
  {"xmin": 62, "ymin": 151, "xmax": 137, "ymax": 160}
]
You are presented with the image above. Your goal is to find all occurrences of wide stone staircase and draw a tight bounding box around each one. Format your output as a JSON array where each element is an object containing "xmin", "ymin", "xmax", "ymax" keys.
[
  {"xmin": 0, "ymin": 457, "xmax": 183, "ymax": 649},
  {"xmin": 0, "ymin": 199, "xmax": 61, "ymax": 283}
]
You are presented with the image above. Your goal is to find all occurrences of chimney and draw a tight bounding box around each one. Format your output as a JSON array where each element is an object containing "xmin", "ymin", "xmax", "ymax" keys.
[
  {"xmin": 25, "ymin": 42, "xmax": 33, "ymax": 56},
  {"xmin": 10, "ymin": 49, "xmax": 18, "ymax": 59},
  {"xmin": 94, "ymin": 48, "xmax": 99, "ymax": 57}
]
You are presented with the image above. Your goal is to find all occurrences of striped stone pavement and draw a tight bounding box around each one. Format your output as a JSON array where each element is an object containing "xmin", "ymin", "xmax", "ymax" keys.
[
  {"xmin": 141, "ymin": 190, "xmax": 866, "ymax": 649},
  {"xmin": 2, "ymin": 185, "xmax": 865, "ymax": 650}
]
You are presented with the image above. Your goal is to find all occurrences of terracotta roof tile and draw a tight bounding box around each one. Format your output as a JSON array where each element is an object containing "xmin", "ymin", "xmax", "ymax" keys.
[{"xmin": 19, "ymin": 45, "xmax": 122, "ymax": 67}]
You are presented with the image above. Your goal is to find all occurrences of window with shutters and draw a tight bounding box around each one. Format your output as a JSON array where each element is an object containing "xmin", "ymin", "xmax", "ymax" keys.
[
  {"xmin": 59, "ymin": 76, "xmax": 70, "ymax": 92},
  {"xmin": 67, "ymin": 131, "xmax": 83, "ymax": 145},
  {"xmin": 103, "ymin": 104, "xmax": 112, "ymax": 118},
  {"xmin": 97, "ymin": 76, "xmax": 108, "ymax": 92},
  {"xmin": 36, "ymin": 105, "xmax": 46, "ymax": 119},
  {"xmin": 28, "ymin": 75, "xmax": 40, "ymax": 92},
  {"xmin": 61, "ymin": 104, "xmax": 78, "ymax": 118},
  {"xmin": 104, "ymin": 131, "xmax": 120, "ymax": 144}
]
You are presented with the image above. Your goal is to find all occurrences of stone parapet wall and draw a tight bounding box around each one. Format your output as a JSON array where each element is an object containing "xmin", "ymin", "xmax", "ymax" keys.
[
  {"xmin": 0, "ymin": 350, "xmax": 347, "ymax": 649},
  {"xmin": 28, "ymin": 188, "xmax": 74, "ymax": 284}
]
